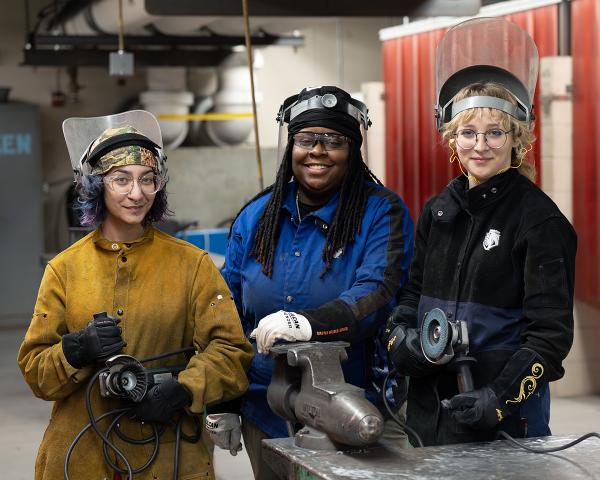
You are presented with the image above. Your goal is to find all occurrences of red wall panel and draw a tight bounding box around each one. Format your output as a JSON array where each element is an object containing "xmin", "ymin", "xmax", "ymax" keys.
[
  {"xmin": 383, "ymin": 5, "xmax": 558, "ymax": 222},
  {"xmin": 572, "ymin": 0, "xmax": 600, "ymax": 304}
]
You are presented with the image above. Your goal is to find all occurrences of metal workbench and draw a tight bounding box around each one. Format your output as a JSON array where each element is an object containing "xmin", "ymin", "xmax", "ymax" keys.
[{"xmin": 262, "ymin": 435, "xmax": 600, "ymax": 479}]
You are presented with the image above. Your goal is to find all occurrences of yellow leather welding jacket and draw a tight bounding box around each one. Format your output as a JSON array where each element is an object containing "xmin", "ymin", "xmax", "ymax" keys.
[{"xmin": 18, "ymin": 226, "xmax": 253, "ymax": 480}]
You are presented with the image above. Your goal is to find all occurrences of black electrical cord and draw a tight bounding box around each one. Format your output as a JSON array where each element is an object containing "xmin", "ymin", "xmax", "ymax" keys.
[
  {"xmin": 174, "ymin": 416, "xmax": 183, "ymax": 480},
  {"xmin": 382, "ymin": 370, "xmax": 424, "ymax": 448},
  {"xmin": 64, "ymin": 369, "xmax": 134, "ymax": 480},
  {"xmin": 111, "ymin": 415, "xmax": 165, "ymax": 444},
  {"xmin": 497, "ymin": 430, "xmax": 600, "ymax": 453},
  {"xmin": 64, "ymin": 407, "xmax": 131, "ymax": 480},
  {"xmin": 85, "ymin": 369, "xmax": 136, "ymax": 478},
  {"xmin": 382, "ymin": 369, "xmax": 600, "ymax": 452},
  {"xmin": 140, "ymin": 346, "xmax": 196, "ymax": 363},
  {"xmin": 101, "ymin": 411, "xmax": 160, "ymax": 475},
  {"xmin": 65, "ymin": 348, "xmax": 201, "ymax": 479}
]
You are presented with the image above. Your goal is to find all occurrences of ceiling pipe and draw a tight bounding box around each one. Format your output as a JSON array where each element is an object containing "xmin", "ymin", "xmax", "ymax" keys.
[{"xmin": 48, "ymin": 0, "xmax": 100, "ymax": 31}]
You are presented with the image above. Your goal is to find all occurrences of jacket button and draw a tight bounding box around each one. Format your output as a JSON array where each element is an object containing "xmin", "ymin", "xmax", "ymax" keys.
[
  {"xmin": 294, "ymin": 251, "xmax": 301, "ymax": 257},
  {"xmin": 491, "ymin": 187, "xmax": 498, "ymax": 193},
  {"xmin": 482, "ymin": 194, "xmax": 487, "ymax": 199},
  {"xmin": 286, "ymin": 295, "xmax": 294, "ymax": 303},
  {"xmin": 121, "ymin": 256, "xmax": 127, "ymax": 262},
  {"xmin": 117, "ymin": 308, "xmax": 124, "ymax": 316},
  {"xmin": 323, "ymin": 224, "xmax": 328, "ymax": 230},
  {"xmin": 437, "ymin": 210, "xmax": 443, "ymax": 216},
  {"xmin": 111, "ymin": 243, "xmax": 119, "ymax": 251}
]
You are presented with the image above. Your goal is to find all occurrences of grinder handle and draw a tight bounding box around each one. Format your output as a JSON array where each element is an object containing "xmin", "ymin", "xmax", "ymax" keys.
[{"xmin": 456, "ymin": 361, "xmax": 474, "ymax": 393}]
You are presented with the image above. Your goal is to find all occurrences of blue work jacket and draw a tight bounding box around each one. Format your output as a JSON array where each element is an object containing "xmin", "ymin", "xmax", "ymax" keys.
[{"xmin": 222, "ymin": 180, "xmax": 414, "ymax": 438}]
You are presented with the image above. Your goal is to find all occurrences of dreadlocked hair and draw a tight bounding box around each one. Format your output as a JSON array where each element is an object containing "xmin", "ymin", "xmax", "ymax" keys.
[{"xmin": 244, "ymin": 140, "xmax": 382, "ymax": 278}]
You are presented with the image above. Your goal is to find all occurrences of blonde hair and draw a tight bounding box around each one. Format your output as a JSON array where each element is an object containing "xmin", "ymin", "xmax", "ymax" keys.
[{"xmin": 441, "ymin": 82, "xmax": 536, "ymax": 181}]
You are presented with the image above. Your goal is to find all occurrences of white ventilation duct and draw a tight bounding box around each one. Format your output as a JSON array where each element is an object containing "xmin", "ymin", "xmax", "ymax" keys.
[
  {"xmin": 139, "ymin": 91, "xmax": 194, "ymax": 149},
  {"xmin": 138, "ymin": 68, "xmax": 194, "ymax": 150},
  {"xmin": 59, "ymin": 0, "xmax": 222, "ymax": 36},
  {"xmin": 201, "ymin": 52, "xmax": 261, "ymax": 147},
  {"xmin": 58, "ymin": 0, "xmax": 327, "ymax": 36}
]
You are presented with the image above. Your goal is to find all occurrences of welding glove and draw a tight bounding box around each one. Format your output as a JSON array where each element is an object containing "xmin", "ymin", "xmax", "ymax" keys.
[
  {"xmin": 445, "ymin": 349, "xmax": 548, "ymax": 430},
  {"xmin": 250, "ymin": 310, "xmax": 312, "ymax": 354},
  {"xmin": 445, "ymin": 386, "xmax": 502, "ymax": 429},
  {"xmin": 205, "ymin": 413, "xmax": 243, "ymax": 456},
  {"xmin": 133, "ymin": 379, "xmax": 191, "ymax": 424},
  {"xmin": 383, "ymin": 306, "xmax": 437, "ymax": 378},
  {"xmin": 62, "ymin": 312, "xmax": 126, "ymax": 369}
]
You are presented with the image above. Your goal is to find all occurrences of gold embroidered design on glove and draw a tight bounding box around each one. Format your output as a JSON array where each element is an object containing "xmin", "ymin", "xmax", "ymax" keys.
[
  {"xmin": 496, "ymin": 408, "xmax": 504, "ymax": 422},
  {"xmin": 505, "ymin": 363, "xmax": 544, "ymax": 405}
]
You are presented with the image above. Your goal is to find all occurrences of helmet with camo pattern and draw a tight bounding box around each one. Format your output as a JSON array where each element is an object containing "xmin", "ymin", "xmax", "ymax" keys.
[{"xmin": 89, "ymin": 126, "xmax": 158, "ymax": 175}]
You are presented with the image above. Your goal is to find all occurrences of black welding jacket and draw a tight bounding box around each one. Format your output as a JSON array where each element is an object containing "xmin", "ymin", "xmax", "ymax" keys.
[{"xmin": 398, "ymin": 169, "xmax": 576, "ymax": 446}]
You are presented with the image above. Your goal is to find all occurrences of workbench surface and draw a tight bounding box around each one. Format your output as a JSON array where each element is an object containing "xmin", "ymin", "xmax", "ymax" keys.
[{"xmin": 263, "ymin": 434, "xmax": 600, "ymax": 479}]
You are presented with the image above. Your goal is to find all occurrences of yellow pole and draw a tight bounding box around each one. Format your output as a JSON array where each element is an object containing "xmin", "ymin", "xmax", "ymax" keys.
[
  {"xmin": 158, "ymin": 112, "xmax": 254, "ymax": 121},
  {"xmin": 242, "ymin": 0, "xmax": 264, "ymax": 191}
]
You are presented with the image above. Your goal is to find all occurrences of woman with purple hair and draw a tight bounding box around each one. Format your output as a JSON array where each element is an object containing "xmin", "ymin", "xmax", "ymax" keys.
[{"xmin": 17, "ymin": 110, "xmax": 253, "ymax": 479}]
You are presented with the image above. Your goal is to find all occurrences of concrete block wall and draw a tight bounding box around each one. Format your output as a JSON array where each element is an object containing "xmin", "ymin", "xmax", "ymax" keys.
[
  {"xmin": 540, "ymin": 56, "xmax": 600, "ymax": 396},
  {"xmin": 166, "ymin": 146, "xmax": 278, "ymax": 229}
]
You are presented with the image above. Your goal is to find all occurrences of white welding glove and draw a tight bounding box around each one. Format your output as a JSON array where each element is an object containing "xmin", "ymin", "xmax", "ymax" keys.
[
  {"xmin": 250, "ymin": 310, "xmax": 312, "ymax": 354},
  {"xmin": 205, "ymin": 413, "xmax": 243, "ymax": 456}
]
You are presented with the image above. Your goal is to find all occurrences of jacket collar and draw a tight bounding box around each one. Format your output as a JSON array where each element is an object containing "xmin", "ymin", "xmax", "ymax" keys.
[
  {"xmin": 93, "ymin": 225, "xmax": 155, "ymax": 252},
  {"xmin": 281, "ymin": 180, "xmax": 340, "ymax": 233},
  {"xmin": 432, "ymin": 169, "xmax": 520, "ymax": 222}
]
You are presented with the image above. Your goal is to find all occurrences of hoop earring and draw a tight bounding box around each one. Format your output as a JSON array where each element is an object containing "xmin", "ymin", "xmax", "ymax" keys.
[
  {"xmin": 449, "ymin": 139, "xmax": 460, "ymax": 164},
  {"xmin": 513, "ymin": 144, "xmax": 532, "ymax": 169},
  {"xmin": 449, "ymin": 139, "xmax": 478, "ymax": 184}
]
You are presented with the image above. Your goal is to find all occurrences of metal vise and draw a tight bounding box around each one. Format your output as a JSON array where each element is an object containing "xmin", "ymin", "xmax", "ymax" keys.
[{"xmin": 267, "ymin": 341, "xmax": 384, "ymax": 450}]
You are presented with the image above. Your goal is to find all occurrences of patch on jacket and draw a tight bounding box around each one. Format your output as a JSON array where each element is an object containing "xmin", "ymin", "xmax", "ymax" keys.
[{"xmin": 483, "ymin": 229, "xmax": 501, "ymax": 251}]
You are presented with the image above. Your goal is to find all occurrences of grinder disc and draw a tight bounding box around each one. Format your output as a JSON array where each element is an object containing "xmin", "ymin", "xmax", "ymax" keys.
[{"xmin": 421, "ymin": 308, "xmax": 450, "ymax": 362}]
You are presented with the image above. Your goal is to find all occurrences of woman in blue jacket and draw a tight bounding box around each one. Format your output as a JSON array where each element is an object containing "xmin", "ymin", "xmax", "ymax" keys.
[{"xmin": 216, "ymin": 86, "xmax": 414, "ymax": 478}]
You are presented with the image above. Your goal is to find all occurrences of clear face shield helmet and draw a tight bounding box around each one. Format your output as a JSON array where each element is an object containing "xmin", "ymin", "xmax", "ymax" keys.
[
  {"xmin": 62, "ymin": 110, "xmax": 168, "ymax": 188},
  {"xmin": 434, "ymin": 17, "xmax": 539, "ymax": 131},
  {"xmin": 275, "ymin": 88, "xmax": 371, "ymax": 164}
]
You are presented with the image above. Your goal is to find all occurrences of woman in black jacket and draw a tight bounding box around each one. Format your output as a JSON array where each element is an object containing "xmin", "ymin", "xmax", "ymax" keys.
[{"xmin": 384, "ymin": 18, "xmax": 577, "ymax": 447}]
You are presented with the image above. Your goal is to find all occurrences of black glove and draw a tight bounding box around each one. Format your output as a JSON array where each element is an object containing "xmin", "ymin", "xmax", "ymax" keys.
[
  {"xmin": 133, "ymin": 379, "xmax": 191, "ymax": 424},
  {"xmin": 445, "ymin": 386, "xmax": 502, "ymax": 429},
  {"xmin": 62, "ymin": 312, "xmax": 126, "ymax": 369},
  {"xmin": 386, "ymin": 304, "xmax": 418, "ymax": 328},
  {"xmin": 445, "ymin": 348, "xmax": 548, "ymax": 430},
  {"xmin": 383, "ymin": 306, "xmax": 436, "ymax": 377}
]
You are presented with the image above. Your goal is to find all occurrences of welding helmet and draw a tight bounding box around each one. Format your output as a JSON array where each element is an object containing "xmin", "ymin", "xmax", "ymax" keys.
[
  {"xmin": 275, "ymin": 86, "xmax": 371, "ymax": 164},
  {"xmin": 435, "ymin": 17, "xmax": 539, "ymax": 131},
  {"xmin": 62, "ymin": 110, "xmax": 167, "ymax": 184}
]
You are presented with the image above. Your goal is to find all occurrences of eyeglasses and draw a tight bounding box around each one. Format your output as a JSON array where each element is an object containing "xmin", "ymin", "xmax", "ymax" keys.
[
  {"xmin": 293, "ymin": 132, "xmax": 349, "ymax": 151},
  {"xmin": 103, "ymin": 172, "xmax": 165, "ymax": 195},
  {"xmin": 454, "ymin": 128, "xmax": 513, "ymax": 150}
]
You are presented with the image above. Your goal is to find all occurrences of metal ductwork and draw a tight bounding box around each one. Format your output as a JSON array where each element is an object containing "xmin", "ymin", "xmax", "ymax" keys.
[
  {"xmin": 23, "ymin": 0, "xmax": 485, "ymax": 147},
  {"xmin": 24, "ymin": 0, "xmax": 485, "ymax": 68}
]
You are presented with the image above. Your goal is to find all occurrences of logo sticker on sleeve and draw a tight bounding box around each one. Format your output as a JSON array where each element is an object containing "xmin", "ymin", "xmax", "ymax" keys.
[{"xmin": 483, "ymin": 229, "xmax": 501, "ymax": 251}]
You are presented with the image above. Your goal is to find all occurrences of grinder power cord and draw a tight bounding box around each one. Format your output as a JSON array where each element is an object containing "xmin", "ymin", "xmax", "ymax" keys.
[{"xmin": 64, "ymin": 347, "xmax": 200, "ymax": 480}]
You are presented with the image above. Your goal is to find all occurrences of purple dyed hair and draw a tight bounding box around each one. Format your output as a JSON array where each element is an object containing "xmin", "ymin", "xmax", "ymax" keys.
[{"xmin": 75, "ymin": 174, "xmax": 172, "ymax": 227}]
